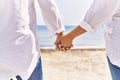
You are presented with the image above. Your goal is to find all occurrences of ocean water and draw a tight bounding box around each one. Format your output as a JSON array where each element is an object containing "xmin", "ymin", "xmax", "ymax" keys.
[{"xmin": 37, "ymin": 25, "xmax": 105, "ymax": 49}]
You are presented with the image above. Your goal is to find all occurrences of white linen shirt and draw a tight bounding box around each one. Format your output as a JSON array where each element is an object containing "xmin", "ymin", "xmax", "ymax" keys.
[
  {"xmin": 79, "ymin": 0, "xmax": 120, "ymax": 67},
  {"xmin": 0, "ymin": 0, "xmax": 64, "ymax": 79}
]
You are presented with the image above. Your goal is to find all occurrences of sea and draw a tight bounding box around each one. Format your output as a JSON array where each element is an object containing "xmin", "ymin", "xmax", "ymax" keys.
[{"xmin": 37, "ymin": 25, "xmax": 105, "ymax": 49}]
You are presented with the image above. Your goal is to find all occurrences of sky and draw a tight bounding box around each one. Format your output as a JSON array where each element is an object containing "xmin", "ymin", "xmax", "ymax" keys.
[{"xmin": 35, "ymin": 0, "xmax": 93, "ymax": 25}]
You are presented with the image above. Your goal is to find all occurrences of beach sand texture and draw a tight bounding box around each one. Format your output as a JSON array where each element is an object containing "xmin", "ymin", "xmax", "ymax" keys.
[{"xmin": 41, "ymin": 49, "xmax": 112, "ymax": 80}]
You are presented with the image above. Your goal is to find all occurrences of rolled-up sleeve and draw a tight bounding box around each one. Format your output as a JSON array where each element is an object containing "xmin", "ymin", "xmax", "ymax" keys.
[
  {"xmin": 37, "ymin": 0, "xmax": 65, "ymax": 35},
  {"xmin": 80, "ymin": 0, "xmax": 120, "ymax": 33}
]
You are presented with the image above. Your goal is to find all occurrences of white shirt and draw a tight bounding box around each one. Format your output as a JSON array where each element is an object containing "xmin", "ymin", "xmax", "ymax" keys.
[
  {"xmin": 79, "ymin": 0, "xmax": 120, "ymax": 67},
  {"xmin": 0, "ymin": 0, "xmax": 64, "ymax": 79}
]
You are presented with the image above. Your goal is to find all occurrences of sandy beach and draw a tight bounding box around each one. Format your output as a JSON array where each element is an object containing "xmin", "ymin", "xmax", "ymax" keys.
[{"xmin": 40, "ymin": 49, "xmax": 112, "ymax": 80}]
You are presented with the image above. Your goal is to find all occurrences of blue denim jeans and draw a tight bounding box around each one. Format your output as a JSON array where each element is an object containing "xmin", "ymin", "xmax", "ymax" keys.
[
  {"xmin": 107, "ymin": 56, "xmax": 120, "ymax": 80},
  {"xmin": 15, "ymin": 58, "xmax": 43, "ymax": 80}
]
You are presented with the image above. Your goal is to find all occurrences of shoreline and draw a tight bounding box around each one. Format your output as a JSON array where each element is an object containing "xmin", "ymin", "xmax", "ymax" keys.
[
  {"xmin": 40, "ymin": 48, "xmax": 106, "ymax": 53},
  {"xmin": 40, "ymin": 45, "xmax": 105, "ymax": 50}
]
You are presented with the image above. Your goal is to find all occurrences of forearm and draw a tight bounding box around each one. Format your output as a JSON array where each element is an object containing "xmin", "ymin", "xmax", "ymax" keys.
[
  {"xmin": 67, "ymin": 25, "xmax": 86, "ymax": 40},
  {"xmin": 83, "ymin": 0, "xmax": 120, "ymax": 30},
  {"xmin": 38, "ymin": 0, "xmax": 65, "ymax": 35}
]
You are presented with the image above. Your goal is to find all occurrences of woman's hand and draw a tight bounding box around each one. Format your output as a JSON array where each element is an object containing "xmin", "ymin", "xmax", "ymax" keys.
[
  {"xmin": 59, "ymin": 34, "xmax": 74, "ymax": 51},
  {"xmin": 55, "ymin": 33, "xmax": 73, "ymax": 51},
  {"xmin": 54, "ymin": 25, "xmax": 86, "ymax": 51}
]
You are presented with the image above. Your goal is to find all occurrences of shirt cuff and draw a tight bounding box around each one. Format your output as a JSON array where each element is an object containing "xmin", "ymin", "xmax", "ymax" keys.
[
  {"xmin": 79, "ymin": 21, "xmax": 95, "ymax": 33},
  {"xmin": 54, "ymin": 26, "xmax": 65, "ymax": 35},
  {"xmin": 50, "ymin": 26, "xmax": 65, "ymax": 37}
]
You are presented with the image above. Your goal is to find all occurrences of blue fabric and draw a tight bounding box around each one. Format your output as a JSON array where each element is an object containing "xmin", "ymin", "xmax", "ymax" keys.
[
  {"xmin": 28, "ymin": 58, "xmax": 43, "ymax": 80},
  {"xmin": 16, "ymin": 58, "xmax": 43, "ymax": 80},
  {"xmin": 16, "ymin": 75, "xmax": 22, "ymax": 80},
  {"xmin": 107, "ymin": 56, "xmax": 120, "ymax": 80}
]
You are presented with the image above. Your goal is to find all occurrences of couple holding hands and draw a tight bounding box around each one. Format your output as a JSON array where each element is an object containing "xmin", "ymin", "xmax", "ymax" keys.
[{"xmin": 0, "ymin": 0, "xmax": 120, "ymax": 80}]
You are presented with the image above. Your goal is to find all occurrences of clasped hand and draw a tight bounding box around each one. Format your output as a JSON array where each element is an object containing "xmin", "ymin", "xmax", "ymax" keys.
[{"xmin": 54, "ymin": 32, "xmax": 73, "ymax": 51}]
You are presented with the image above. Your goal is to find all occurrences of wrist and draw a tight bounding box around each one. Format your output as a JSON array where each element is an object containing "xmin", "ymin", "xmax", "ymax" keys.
[
  {"xmin": 56, "ymin": 31, "xmax": 64, "ymax": 37},
  {"xmin": 56, "ymin": 32, "xmax": 64, "ymax": 37},
  {"xmin": 66, "ymin": 33, "xmax": 75, "ymax": 41}
]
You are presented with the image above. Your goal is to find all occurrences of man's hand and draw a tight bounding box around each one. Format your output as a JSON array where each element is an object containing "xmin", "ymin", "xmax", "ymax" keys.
[
  {"xmin": 57, "ymin": 34, "xmax": 73, "ymax": 51},
  {"xmin": 54, "ymin": 32, "xmax": 73, "ymax": 51},
  {"xmin": 54, "ymin": 25, "xmax": 86, "ymax": 51},
  {"xmin": 54, "ymin": 32, "xmax": 64, "ymax": 50}
]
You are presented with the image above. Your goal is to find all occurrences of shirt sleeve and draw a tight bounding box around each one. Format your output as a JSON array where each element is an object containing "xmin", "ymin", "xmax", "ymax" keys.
[
  {"xmin": 79, "ymin": 0, "xmax": 120, "ymax": 33},
  {"xmin": 37, "ymin": 0, "xmax": 65, "ymax": 35}
]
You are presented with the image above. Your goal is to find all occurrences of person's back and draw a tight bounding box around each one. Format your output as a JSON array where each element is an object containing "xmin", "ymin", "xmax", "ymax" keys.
[
  {"xmin": 54, "ymin": 1, "xmax": 120, "ymax": 80},
  {"xmin": 0, "ymin": 0, "xmax": 40, "ymax": 79},
  {"xmin": 105, "ymin": 7, "xmax": 120, "ymax": 66},
  {"xmin": 0, "ymin": 0, "xmax": 65, "ymax": 79}
]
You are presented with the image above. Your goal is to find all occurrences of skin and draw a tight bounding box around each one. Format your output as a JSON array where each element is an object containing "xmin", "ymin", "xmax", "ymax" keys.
[
  {"xmin": 54, "ymin": 32, "xmax": 64, "ymax": 50},
  {"xmin": 54, "ymin": 25, "xmax": 86, "ymax": 51}
]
